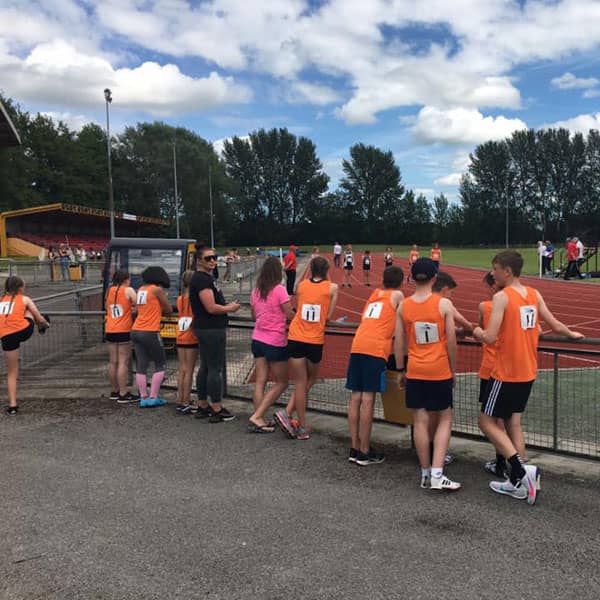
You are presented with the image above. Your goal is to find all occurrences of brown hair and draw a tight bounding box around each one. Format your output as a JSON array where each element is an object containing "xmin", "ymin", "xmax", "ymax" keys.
[
  {"xmin": 110, "ymin": 269, "xmax": 130, "ymax": 308},
  {"xmin": 483, "ymin": 271, "xmax": 495, "ymax": 287},
  {"xmin": 4, "ymin": 276, "xmax": 24, "ymax": 295},
  {"xmin": 181, "ymin": 270, "xmax": 194, "ymax": 294},
  {"xmin": 432, "ymin": 271, "xmax": 457, "ymax": 293},
  {"xmin": 492, "ymin": 250, "xmax": 523, "ymax": 277},
  {"xmin": 383, "ymin": 266, "xmax": 403, "ymax": 288},
  {"xmin": 310, "ymin": 256, "xmax": 330, "ymax": 280},
  {"xmin": 256, "ymin": 256, "xmax": 283, "ymax": 300}
]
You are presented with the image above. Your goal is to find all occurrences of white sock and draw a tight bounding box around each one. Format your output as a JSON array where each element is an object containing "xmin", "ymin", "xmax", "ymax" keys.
[
  {"xmin": 421, "ymin": 468, "xmax": 430, "ymax": 478},
  {"xmin": 431, "ymin": 468, "xmax": 443, "ymax": 479}
]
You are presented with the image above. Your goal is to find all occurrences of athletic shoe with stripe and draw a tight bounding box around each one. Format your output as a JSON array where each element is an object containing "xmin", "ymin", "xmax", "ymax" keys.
[
  {"xmin": 522, "ymin": 465, "xmax": 541, "ymax": 505},
  {"xmin": 274, "ymin": 410, "xmax": 296, "ymax": 438},
  {"xmin": 348, "ymin": 448, "xmax": 359, "ymax": 463},
  {"xmin": 109, "ymin": 391, "xmax": 120, "ymax": 401},
  {"xmin": 430, "ymin": 474, "xmax": 461, "ymax": 491},
  {"xmin": 117, "ymin": 392, "xmax": 139, "ymax": 404},
  {"xmin": 356, "ymin": 449, "xmax": 385, "ymax": 466},
  {"xmin": 194, "ymin": 405, "xmax": 214, "ymax": 419},
  {"xmin": 295, "ymin": 425, "xmax": 310, "ymax": 440},
  {"xmin": 489, "ymin": 479, "xmax": 527, "ymax": 500},
  {"xmin": 420, "ymin": 473, "xmax": 431, "ymax": 489},
  {"xmin": 177, "ymin": 404, "xmax": 194, "ymax": 415}
]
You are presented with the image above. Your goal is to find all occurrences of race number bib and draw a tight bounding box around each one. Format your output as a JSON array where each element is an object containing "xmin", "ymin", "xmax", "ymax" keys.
[
  {"xmin": 301, "ymin": 303, "xmax": 321, "ymax": 323},
  {"xmin": 178, "ymin": 317, "xmax": 192, "ymax": 332},
  {"xmin": 520, "ymin": 305, "xmax": 537, "ymax": 330},
  {"xmin": 0, "ymin": 301, "xmax": 13, "ymax": 315},
  {"xmin": 109, "ymin": 304, "xmax": 124, "ymax": 319},
  {"xmin": 364, "ymin": 302, "xmax": 383, "ymax": 319},
  {"xmin": 364, "ymin": 258, "xmax": 370, "ymax": 267},
  {"xmin": 414, "ymin": 322, "xmax": 440, "ymax": 344},
  {"xmin": 136, "ymin": 290, "xmax": 148, "ymax": 305}
]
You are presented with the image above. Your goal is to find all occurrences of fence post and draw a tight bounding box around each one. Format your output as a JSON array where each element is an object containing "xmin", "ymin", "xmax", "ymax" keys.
[{"xmin": 552, "ymin": 352, "xmax": 559, "ymax": 451}]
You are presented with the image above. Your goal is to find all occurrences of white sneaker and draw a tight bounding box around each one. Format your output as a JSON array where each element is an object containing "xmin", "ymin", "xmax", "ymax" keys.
[
  {"xmin": 420, "ymin": 474, "xmax": 431, "ymax": 489},
  {"xmin": 489, "ymin": 479, "xmax": 527, "ymax": 500},
  {"xmin": 522, "ymin": 465, "xmax": 541, "ymax": 505},
  {"xmin": 430, "ymin": 474, "xmax": 461, "ymax": 491}
]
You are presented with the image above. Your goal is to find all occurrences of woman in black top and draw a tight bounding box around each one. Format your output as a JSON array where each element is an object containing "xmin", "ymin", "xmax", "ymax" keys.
[{"xmin": 189, "ymin": 245, "xmax": 240, "ymax": 422}]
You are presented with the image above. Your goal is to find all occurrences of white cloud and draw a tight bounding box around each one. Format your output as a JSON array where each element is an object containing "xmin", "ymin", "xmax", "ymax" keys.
[
  {"xmin": 212, "ymin": 135, "xmax": 250, "ymax": 157},
  {"xmin": 414, "ymin": 188, "xmax": 435, "ymax": 200},
  {"xmin": 451, "ymin": 151, "xmax": 471, "ymax": 171},
  {"xmin": 288, "ymin": 81, "xmax": 342, "ymax": 106},
  {"xmin": 551, "ymin": 72, "xmax": 599, "ymax": 90},
  {"xmin": 583, "ymin": 89, "xmax": 600, "ymax": 99},
  {"xmin": 1, "ymin": 40, "xmax": 251, "ymax": 114},
  {"xmin": 41, "ymin": 111, "xmax": 90, "ymax": 131},
  {"xmin": 434, "ymin": 173, "xmax": 463, "ymax": 186},
  {"xmin": 411, "ymin": 106, "xmax": 527, "ymax": 145},
  {"xmin": 545, "ymin": 112, "xmax": 600, "ymax": 134}
]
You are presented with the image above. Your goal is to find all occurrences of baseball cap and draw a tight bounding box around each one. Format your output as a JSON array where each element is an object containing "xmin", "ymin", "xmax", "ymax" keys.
[
  {"xmin": 411, "ymin": 257, "xmax": 438, "ymax": 282},
  {"xmin": 290, "ymin": 244, "xmax": 298, "ymax": 250}
]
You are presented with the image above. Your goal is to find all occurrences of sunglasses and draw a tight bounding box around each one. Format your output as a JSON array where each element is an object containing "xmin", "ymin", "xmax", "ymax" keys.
[{"xmin": 203, "ymin": 255, "xmax": 217, "ymax": 262}]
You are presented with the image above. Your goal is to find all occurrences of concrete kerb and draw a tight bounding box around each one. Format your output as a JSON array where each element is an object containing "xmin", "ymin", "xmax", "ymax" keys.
[{"xmin": 222, "ymin": 397, "xmax": 600, "ymax": 482}]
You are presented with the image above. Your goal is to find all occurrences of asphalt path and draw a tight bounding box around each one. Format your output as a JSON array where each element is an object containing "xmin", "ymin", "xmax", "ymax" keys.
[{"xmin": 1, "ymin": 398, "xmax": 599, "ymax": 599}]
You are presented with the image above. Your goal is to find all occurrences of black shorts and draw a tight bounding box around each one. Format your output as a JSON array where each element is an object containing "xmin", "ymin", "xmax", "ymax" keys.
[
  {"xmin": 287, "ymin": 339, "xmax": 323, "ymax": 364},
  {"xmin": 479, "ymin": 378, "xmax": 489, "ymax": 403},
  {"xmin": 405, "ymin": 378, "xmax": 453, "ymax": 411},
  {"xmin": 363, "ymin": 267, "xmax": 371, "ymax": 272},
  {"xmin": 106, "ymin": 332, "xmax": 131, "ymax": 344},
  {"xmin": 177, "ymin": 343, "xmax": 198, "ymax": 349},
  {"xmin": 344, "ymin": 265, "xmax": 353, "ymax": 271},
  {"xmin": 481, "ymin": 378, "xmax": 534, "ymax": 419},
  {"xmin": 2, "ymin": 319, "xmax": 34, "ymax": 351},
  {"xmin": 251, "ymin": 339, "xmax": 288, "ymax": 362},
  {"xmin": 345, "ymin": 353, "xmax": 386, "ymax": 392}
]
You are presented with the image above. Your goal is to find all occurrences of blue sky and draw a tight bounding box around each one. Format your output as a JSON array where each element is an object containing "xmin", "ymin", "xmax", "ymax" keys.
[{"xmin": 2, "ymin": 0, "xmax": 600, "ymax": 203}]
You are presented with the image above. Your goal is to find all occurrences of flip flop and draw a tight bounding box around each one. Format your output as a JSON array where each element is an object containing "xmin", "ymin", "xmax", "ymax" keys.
[{"xmin": 247, "ymin": 420, "xmax": 275, "ymax": 434}]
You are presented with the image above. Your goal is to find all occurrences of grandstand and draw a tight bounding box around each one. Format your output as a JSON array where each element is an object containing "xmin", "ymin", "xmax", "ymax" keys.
[{"xmin": 0, "ymin": 203, "xmax": 169, "ymax": 257}]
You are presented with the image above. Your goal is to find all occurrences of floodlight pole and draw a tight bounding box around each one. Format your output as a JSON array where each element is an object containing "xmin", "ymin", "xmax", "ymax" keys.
[
  {"xmin": 505, "ymin": 180, "xmax": 509, "ymax": 249},
  {"xmin": 173, "ymin": 141, "xmax": 180, "ymax": 238},
  {"xmin": 104, "ymin": 88, "xmax": 115, "ymax": 240},
  {"xmin": 208, "ymin": 164, "xmax": 214, "ymax": 248}
]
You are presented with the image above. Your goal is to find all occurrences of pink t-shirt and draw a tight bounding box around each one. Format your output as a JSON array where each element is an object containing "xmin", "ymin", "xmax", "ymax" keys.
[{"xmin": 251, "ymin": 284, "xmax": 290, "ymax": 347}]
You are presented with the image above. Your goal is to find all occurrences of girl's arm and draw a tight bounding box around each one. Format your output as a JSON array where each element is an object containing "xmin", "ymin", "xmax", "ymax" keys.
[
  {"xmin": 153, "ymin": 287, "xmax": 173, "ymax": 315},
  {"xmin": 327, "ymin": 283, "xmax": 339, "ymax": 320},
  {"xmin": 23, "ymin": 297, "xmax": 49, "ymax": 328}
]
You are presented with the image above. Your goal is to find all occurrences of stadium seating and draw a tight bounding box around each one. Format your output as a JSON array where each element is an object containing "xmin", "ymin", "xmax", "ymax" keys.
[{"xmin": 14, "ymin": 233, "xmax": 108, "ymax": 252}]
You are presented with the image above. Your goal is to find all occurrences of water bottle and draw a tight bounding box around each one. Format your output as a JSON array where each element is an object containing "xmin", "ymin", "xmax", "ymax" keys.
[{"xmin": 335, "ymin": 315, "xmax": 349, "ymax": 323}]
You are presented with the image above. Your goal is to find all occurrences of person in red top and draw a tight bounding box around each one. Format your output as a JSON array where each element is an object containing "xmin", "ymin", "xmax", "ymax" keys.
[
  {"xmin": 0, "ymin": 276, "xmax": 49, "ymax": 415},
  {"xmin": 564, "ymin": 237, "xmax": 582, "ymax": 280},
  {"xmin": 283, "ymin": 245, "xmax": 298, "ymax": 295},
  {"xmin": 274, "ymin": 256, "xmax": 338, "ymax": 440},
  {"xmin": 473, "ymin": 250, "xmax": 583, "ymax": 504},
  {"xmin": 175, "ymin": 270, "xmax": 199, "ymax": 415},
  {"xmin": 430, "ymin": 243, "xmax": 442, "ymax": 270},
  {"xmin": 105, "ymin": 269, "xmax": 137, "ymax": 403},
  {"xmin": 131, "ymin": 266, "xmax": 173, "ymax": 407},
  {"xmin": 394, "ymin": 258, "xmax": 460, "ymax": 491},
  {"xmin": 346, "ymin": 266, "xmax": 404, "ymax": 465}
]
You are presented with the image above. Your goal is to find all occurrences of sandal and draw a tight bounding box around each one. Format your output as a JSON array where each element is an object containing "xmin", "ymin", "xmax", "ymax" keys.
[{"xmin": 247, "ymin": 419, "xmax": 275, "ymax": 434}]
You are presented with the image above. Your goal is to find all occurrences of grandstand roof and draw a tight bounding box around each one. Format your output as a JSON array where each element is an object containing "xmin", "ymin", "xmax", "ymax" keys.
[
  {"xmin": 0, "ymin": 203, "xmax": 169, "ymax": 226},
  {"xmin": 0, "ymin": 101, "xmax": 21, "ymax": 148}
]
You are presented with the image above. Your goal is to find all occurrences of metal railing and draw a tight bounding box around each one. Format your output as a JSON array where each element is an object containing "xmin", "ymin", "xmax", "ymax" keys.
[
  {"xmin": 6, "ymin": 311, "xmax": 600, "ymax": 459},
  {"xmin": 0, "ymin": 259, "xmax": 104, "ymax": 285}
]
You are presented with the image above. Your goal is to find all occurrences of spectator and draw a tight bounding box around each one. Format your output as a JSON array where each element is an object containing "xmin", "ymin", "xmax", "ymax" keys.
[
  {"xmin": 536, "ymin": 241, "xmax": 546, "ymax": 275},
  {"xmin": 575, "ymin": 237, "xmax": 585, "ymax": 270},
  {"xmin": 545, "ymin": 240, "xmax": 554, "ymax": 276},
  {"xmin": 564, "ymin": 238, "xmax": 582, "ymax": 280},
  {"xmin": 283, "ymin": 245, "xmax": 298, "ymax": 296},
  {"xmin": 190, "ymin": 245, "xmax": 241, "ymax": 422},
  {"xmin": 248, "ymin": 257, "xmax": 294, "ymax": 432},
  {"xmin": 333, "ymin": 241, "xmax": 342, "ymax": 268},
  {"xmin": 224, "ymin": 250, "xmax": 234, "ymax": 281},
  {"xmin": 58, "ymin": 244, "xmax": 70, "ymax": 281},
  {"xmin": 311, "ymin": 247, "xmax": 320, "ymax": 259},
  {"xmin": 76, "ymin": 245, "xmax": 87, "ymax": 279}
]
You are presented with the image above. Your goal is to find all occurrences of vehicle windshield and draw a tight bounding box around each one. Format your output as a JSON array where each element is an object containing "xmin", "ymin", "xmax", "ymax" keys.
[{"xmin": 106, "ymin": 246, "xmax": 185, "ymax": 304}]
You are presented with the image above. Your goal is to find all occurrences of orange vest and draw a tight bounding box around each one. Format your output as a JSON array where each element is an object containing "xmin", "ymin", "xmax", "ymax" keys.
[
  {"xmin": 431, "ymin": 248, "xmax": 441, "ymax": 261},
  {"xmin": 409, "ymin": 251, "xmax": 419, "ymax": 264},
  {"xmin": 133, "ymin": 285, "xmax": 162, "ymax": 332},
  {"xmin": 176, "ymin": 295, "xmax": 198, "ymax": 345},
  {"xmin": 105, "ymin": 285, "xmax": 134, "ymax": 333},
  {"xmin": 351, "ymin": 289, "xmax": 397, "ymax": 360},
  {"xmin": 492, "ymin": 286, "xmax": 539, "ymax": 382},
  {"xmin": 403, "ymin": 293, "xmax": 452, "ymax": 380},
  {"xmin": 478, "ymin": 300, "xmax": 497, "ymax": 379},
  {"xmin": 0, "ymin": 294, "xmax": 29, "ymax": 337},
  {"xmin": 288, "ymin": 279, "xmax": 331, "ymax": 345}
]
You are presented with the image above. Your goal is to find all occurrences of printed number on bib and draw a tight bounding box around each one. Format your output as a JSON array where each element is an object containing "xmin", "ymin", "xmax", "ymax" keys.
[
  {"xmin": 109, "ymin": 304, "xmax": 124, "ymax": 319},
  {"xmin": 520, "ymin": 305, "xmax": 537, "ymax": 330},
  {"xmin": 137, "ymin": 290, "xmax": 148, "ymax": 305},
  {"xmin": 301, "ymin": 303, "xmax": 321, "ymax": 323},
  {"xmin": 364, "ymin": 302, "xmax": 383, "ymax": 319},
  {"xmin": 178, "ymin": 317, "xmax": 192, "ymax": 332},
  {"xmin": 0, "ymin": 301, "xmax": 13, "ymax": 315},
  {"xmin": 414, "ymin": 321, "xmax": 440, "ymax": 344}
]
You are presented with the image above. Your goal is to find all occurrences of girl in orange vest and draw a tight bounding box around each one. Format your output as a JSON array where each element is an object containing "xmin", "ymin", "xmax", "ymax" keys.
[
  {"xmin": 105, "ymin": 270, "xmax": 137, "ymax": 403},
  {"xmin": 131, "ymin": 266, "xmax": 173, "ymax": 407},
  {"xmin": 175, "ymin": 270, "xmax": 199, "ymax": 415},
  {"xmin": 407, "ymin": 244, "xmax": 419, "ymax": 283},
  {"xmin": 274, "ymin": 256, "xmax": 338, "ymax": 440},
  {"xmin": 0, "ymin": 276, "xmax": 49, "ymax": 415}
]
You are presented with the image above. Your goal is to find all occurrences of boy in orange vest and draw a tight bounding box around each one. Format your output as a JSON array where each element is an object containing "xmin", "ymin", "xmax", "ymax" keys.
[
  {"xmin": 473, "ymin": 250, "xmax": 583, "ymax": 504},
  {"xmin": 346, "ymin": 266, "xmax": 404, "ymax": 465},
  {"xmin": 394, "ymin": 258, "xmax": 460, "ymax": 491}
]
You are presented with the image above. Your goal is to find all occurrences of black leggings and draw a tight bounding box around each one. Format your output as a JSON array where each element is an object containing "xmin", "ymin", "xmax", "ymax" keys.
[{"xmin": 195, "ymin": 328, "xmax": 226, "ymax": 404}]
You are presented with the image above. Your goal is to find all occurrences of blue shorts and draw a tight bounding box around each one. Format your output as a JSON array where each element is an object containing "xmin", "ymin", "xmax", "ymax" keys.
[
  {"xmin": 345, "ymin": 353, "xmax": 387, "ymax": 392},
  {"xmin": 405, "ymin": 378, "xmax": 453, "ymax": 411},
  {"xmin": 251, "ymin": 339, "xmax": 288, "ymax": 362}
]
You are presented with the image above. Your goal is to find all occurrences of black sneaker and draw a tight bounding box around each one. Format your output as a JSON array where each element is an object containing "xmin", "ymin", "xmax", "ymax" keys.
[
  {"xmin": 117, "ymin": 392, "xmax": 139, "ymax": 404},
  {"xmin": 348, "ymin": 448, "xmax": 359, "ymax": 463},
  {"xmin": 195, "ymin": 405, "xmax": 214, "ymax": 419},
  {"xmin": 178, "ymin": 404, "xmax": 194, "ymax": 415},
  {"xmin": 356, "ymin": 449, "xmax": 385, "ymax": 466},
  {"xmin": 5, "ymin": 406, "xmax": 18, "ymax": 415},
  {"xmin": 209, "ymin": 407, "xmax": 236, "ymax": 423},
  {"xmin": 109, "ymin": 391, "xmax": 120, "ymax": 401}
]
